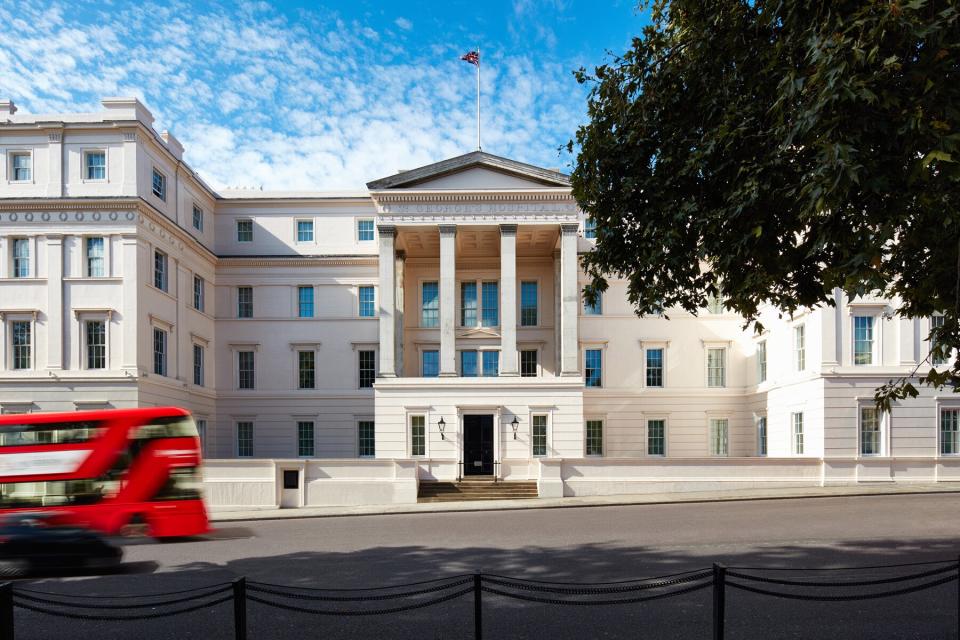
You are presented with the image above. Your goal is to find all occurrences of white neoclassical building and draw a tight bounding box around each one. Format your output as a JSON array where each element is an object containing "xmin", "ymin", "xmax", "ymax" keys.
[{"xmin": 1, "ymin": 97, "xmax": 958, "ymax": 508}]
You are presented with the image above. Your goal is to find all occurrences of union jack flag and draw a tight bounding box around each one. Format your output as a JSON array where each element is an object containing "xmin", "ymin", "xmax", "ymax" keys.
[{"xmin": 460, "ymin": 50, "xmax": 479, "ymax": 66}]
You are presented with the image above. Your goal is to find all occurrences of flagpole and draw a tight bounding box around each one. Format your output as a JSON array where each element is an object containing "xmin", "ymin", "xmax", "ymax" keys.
[{"xmin": 476, "ymin": 46, "xmax": 481, "ymax": 151}]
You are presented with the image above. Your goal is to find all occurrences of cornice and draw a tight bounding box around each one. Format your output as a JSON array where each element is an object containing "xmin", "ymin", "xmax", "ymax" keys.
[
  {"xmin": 371, "ymin": 191, "xmax": 574, "ymax": 203},
  {"xmin": 218, "ymin": 256, "xmax": 379, "ymax": 268}
]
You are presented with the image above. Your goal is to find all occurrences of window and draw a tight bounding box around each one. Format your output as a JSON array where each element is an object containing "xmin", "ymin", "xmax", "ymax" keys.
[
  {"xmin": 358, "ymin": 286, "xmax": 375, "ymax": 317},
  {"xmin": 757, "ymin": 416, "xmax": 767, "ymax": 456},
  {"xmin": 532, "ymin": 415, "xmax": 548, "ymax": 457},
  {"xmin": 646, "ymin": 348, "xmax": 664, "ymax": 387},
  {"xmin": 10, "ymin": 152, "xmax": 31, "ymax": 181},
  {"xmin": 853, "ymin": 316, "xmax": 875, "ymax": 365},
  {"xmin": 358, "ymin": 219, "xmax": 374, "ymax": 242},
  {"xmin": 585, "ymin": 419, "xmax": 603, "ymax": 456},
  {"xmin": 792, "ymin": 412, "xmax": 804, "ymax": 454},
  {"xmin": 481, "ymin": 282, "xmax": 499, "ymax": 327},
  {"xmin": 298, "ymin": 286, "xmax": 314, "ymax": 318},
  {"xmin": 482, "ymin": 351, "xmax": 499, "ymax": 377},
  {"xmin": 706, "ymin": 294, "xmax": 724, "ymax": 314},
  {"xmin": 461, "ymin": 282, "xmax": 478, "ymax": 327},
  {"xmin": 153, "ymin": 250, "xmax": 168, "ymax": 291},
  {"xmin": 794, "ymin": 324, "xmax": 806, "ymax": 371},
  {"xmin": 193, "ymin": 344, "xmax": 204, "ymax": 386},
  {"xmin": 584, "ymin": 217, "xmax": 597, "ymax": 239},
  {"xmin": 193, "ymin": 275, "xmax": 205, "ymax": 311},
  {"xmin": 709, "ymin": 418, "xmax": 729, "ymax": 456},
  {"xmin": 585, "ymin": 349, "xmax": 602, "ymax": 387},
  {"xmin": 648, "ymin": 419, "xmax": 666, "ymax": 456},
  {"xmin": 85, "ymin": 151, "xmax": 106, "ymax": 180},
  {"xmin": 188, "ymin": 204, "xmax": 202, "ymax": 231},
  {"xmin": 860, "ymin": 407, "xmax": 881, "ymax": 456},
  {"xmin": 358, "ymin": 421, "xmax": 375, "ymax": 457},
  {"xmin": 12, "ymin": 238, "xmax": 29, "ymax": 278},
  {"xmin": 756, "ymin": 341, "xmax": 767, "ymax": 383},
  {"xmin": 237, "ymin": 422, "xmax": 253, "ymax": 457},
  {"xmin": 86, "ymin": 320, "xmax": 106, "ymax": 370},
  {"xmin": 297, "ymin": 421, "xmax": 314, "ymax": 457},
  {"xmin": 152, "ymin": 328, "xmax": 166, "ymax": 376},
  {"xmin": 520, "ymin": 350, "xmax": 538, "ymax": 377},
  {"xmin": 238, "ymin": 351, "xmax": 255, "ymax": 389},
  {"xmin": 296, "ymin": 220, "xmax": 314, "ymax": 243},
  {"xmin": 298, "ymin": 351, "xmax": 315, "ymax": 389},
  {"xmin": 236, "ymin": 219, "xmax": 253, "ymax": 242},
  {"xmin": 410, "ymin": 415, "xmax": 426, "ymax": 456},
  {"xmin": 151, "ymin": 168, "xmax": 166, "ymax": 200},
  {"xmin": 941, "ymin": 409, "xmax": 960, "ymax": 455},
  {"xmin": 422, "ymin": 350, "xmax": 439, "ymax": 377},
  {"xmin": 237, "ymin": 287, "xmax": 253, "ymax": 318},
  {"xmin": 931, "ymin": 315, "xmax": 947, "ymax": 365},
  {"xmin": 196, "ymin": 419, "xmax": 207, "ymax": 454},
  {"xmin": 359, "ymin": 350, "xmax": 376, "ymax": 388},
  {"xmin": 461, "ymin": 350, "xmax": 478, "ymax": 377},
  {"xmin": 86, "ymin": 237, "xmax": 105, "ymax": 277},
  {"xmin": 520, "ymin": 281, "xmax": 538, "ymax": 326},
  {"xmin": 11, "ymin": 321, "xmax": 31, "ymax": 370},
  {"xmin": 583, "ymin": 290, "xmax": 602, "ymax": 316},
  {"xmin": 707, "ymin": 348, "xmax": 726, "ymax": 388},
  {"xmin": 421, "ymin": 282, "xmax": 439, "ymax": 327}
]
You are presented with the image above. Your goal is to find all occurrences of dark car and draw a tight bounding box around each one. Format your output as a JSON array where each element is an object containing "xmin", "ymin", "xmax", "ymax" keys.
[{"xmin": 0, "ymin": 512, "xmax": 123, "ymax": 577}]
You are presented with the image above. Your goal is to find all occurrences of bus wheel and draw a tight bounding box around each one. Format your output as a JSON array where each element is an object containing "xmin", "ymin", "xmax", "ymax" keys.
[{"xmin": 119, "ymin": 514, "xmax": 149, "ymax": 538}]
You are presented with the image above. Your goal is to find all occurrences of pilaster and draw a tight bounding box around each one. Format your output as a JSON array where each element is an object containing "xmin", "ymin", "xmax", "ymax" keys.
[
  {"xmin": 560, "ymin": 223, "xmax": 580, "ymax": 376},
  {"xmin": 45, "ymin": 234, "xmax": 64, "ymax": 369},
  {"xmin": 377, "ymin": 225, "xmax": 397, "ymax": 377},
  {"xmin": 499, "ymin": 224, "xmax": 519, "ymax": 375},
  {"xmin": 439, "ymin": 224, "xmax": 457, "ymax": 376}
]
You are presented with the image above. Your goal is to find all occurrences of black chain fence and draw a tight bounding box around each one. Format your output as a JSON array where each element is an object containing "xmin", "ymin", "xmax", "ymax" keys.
[{"xmin": 2, "ymin": 556, "xmax": 960, "ymax": 640}]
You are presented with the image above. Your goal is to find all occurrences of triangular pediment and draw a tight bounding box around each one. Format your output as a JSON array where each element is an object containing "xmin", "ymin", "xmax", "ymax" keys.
[{"xmin": 366, "ymin": 151, "xmax": 570, "ymax": 190}]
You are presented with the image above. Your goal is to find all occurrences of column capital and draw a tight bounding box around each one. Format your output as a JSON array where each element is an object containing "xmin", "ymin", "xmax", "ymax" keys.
[
  {"xmin": 560, "ymin": 223, "xmax": 580, "ymax": 235},
  {"xmin": 499, "ymin": 223, "xmax": 518, "ymax": 235},
  {"xmin": 377, "ymin": 224, "xmax": 396, "ymax": 237},
  {"xmin": 438, "ymin": 224, "xmax": 457, "ymax": 236}
]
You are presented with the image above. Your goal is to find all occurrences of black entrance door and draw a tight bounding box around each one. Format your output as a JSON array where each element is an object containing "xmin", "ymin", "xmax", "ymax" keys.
[{"xmin": 463, "ymin": 415, "xmax": 494, "ymax": 475}]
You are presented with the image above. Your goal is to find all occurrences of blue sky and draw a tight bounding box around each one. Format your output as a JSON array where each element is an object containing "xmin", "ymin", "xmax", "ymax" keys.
[{"xmin": 0, "ymin": 0, "xmax": 649, "ymax": 189}]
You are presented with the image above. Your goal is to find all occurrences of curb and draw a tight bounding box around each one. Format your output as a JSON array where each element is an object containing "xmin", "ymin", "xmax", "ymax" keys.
[{"xmin": 209, "ymin": 486, "xmax": 960, "ymax": 525}]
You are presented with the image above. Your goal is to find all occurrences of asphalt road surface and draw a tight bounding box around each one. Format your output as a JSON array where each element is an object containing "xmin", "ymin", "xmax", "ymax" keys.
[{"xmin": 12, "ymin": 492, "xmax": 960, "ymax": 639}]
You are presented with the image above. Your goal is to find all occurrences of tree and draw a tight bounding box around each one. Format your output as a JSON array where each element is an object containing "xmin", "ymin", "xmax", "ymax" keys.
[{"xmin": 569, "ymin": 0, "xmax": 960, "ymax": 409}]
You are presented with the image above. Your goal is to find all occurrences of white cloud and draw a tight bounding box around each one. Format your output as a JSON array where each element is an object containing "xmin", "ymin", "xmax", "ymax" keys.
[{"xmin": 0, "ymin": 0, "xmax": 587, "ymax": 190}]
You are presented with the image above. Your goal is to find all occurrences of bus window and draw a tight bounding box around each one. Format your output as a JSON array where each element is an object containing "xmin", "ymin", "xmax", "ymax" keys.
[{"xmin": 0, "ymin": 422, "xmax": 102, "ymax": 447}]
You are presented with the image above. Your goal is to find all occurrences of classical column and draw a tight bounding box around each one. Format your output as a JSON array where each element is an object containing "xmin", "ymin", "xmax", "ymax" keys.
[
  {"xmin": 499, "ymin": 224, "xmax": 519, "ymax": 376},
  {"xmin": 45, "ymin": 235, "xmax": 64, "ymax": 369},
  {"xmin": 559, "ymin": 223, "xmax": 580, "ymax": 376},
  {"xmin": 439, "ymin": 224, "xmax": 457, "ymax": 376},
  {"xmin": 377, "ymin": 225, "xmax": 397, "ymax": 377}
]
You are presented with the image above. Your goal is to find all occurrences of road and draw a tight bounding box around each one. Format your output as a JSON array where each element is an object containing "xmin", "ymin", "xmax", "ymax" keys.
[{"xmin": 13, "ymin": 492, "xmax": 960, "ymax": 639}]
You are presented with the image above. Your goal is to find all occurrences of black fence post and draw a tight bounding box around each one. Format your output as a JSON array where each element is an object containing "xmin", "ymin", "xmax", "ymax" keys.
[
  {"xmin": 233, "ymin": 577, "xmax": 247, "ymax": 640},
  {"xmin": 474, "ymin": 573, "xmax": 483, "ymax": 640},
  {"xmin": 713, "ymin": 563, "xmax": 726, "ymax": 640},
  {"xmin": 0, "ymin": 582, "xmax": 12, "ymax": 640}
]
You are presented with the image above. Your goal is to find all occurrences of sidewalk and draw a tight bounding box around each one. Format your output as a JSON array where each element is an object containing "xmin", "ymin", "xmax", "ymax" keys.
[{"xmin": 209, "ymin": 483, "xmax": 960, "ymax": 523}]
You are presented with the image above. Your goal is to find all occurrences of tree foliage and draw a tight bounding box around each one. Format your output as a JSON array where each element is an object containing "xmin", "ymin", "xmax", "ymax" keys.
[{"xmin": 570, "ymin": 0, "xmax": 960, "ymax": 409}]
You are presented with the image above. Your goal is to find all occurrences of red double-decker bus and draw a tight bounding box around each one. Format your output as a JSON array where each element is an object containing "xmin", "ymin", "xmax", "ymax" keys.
[{"xmin": 0, "ymin": 407, "xmax": 208, "ymax": 538}]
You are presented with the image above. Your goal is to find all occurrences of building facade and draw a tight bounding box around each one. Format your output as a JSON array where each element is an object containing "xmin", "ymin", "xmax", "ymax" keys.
[{"xmin": 1, "ymin": 98, "xmax": 958, "ymax": 507}]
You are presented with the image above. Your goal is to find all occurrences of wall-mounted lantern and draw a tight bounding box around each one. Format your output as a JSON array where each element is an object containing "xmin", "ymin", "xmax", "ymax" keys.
[
  {"xmin": 511, "ymin": 416, "xmax": 520, "ymax": 440},
  {"xmin": 438, "ymin": 417, "xmax": 447, "ymax": 440}
]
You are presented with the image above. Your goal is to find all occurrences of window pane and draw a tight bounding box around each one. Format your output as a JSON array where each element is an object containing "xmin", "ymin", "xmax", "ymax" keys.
[
  {"xmin": 707, "ymin": 348, "xmax": 726, "ymax": 387},
  {"xmin": 359, "ymin": 350, "xmax": 376, "ymax": 388},
  {"xmin": 237, "ymin": 220, "xmax": 253, "ymax": 242},
  {"xmin": 520, "ymin": 281, "xmax": 538, "ymax": 326},
  {"xmin": 359, "ymin": 286, "xmax": 375, "ymax": 317},
  {"xmin": 854, "ymin": 316, "xmax": 874, "ymax": 365},
  {"xmin": 422, "ymin": 282, "xmax": 439, "ymax": 327},
  {"xmin": 941, "ymin": 409, "xmax": 959, "ymax": 455},
  {"xmin": 757, "ymin": 341, "xmax": 767, "ymax": 383},
  {"xmin": 709, "ymin": 418, "xmax": 729, "ymax": 456},
  {"xmin": 481, "ymin": 282, "xmax": 499, "ymax": 327},
  {"xmin": 461, "ymin": 351, "xmax": 478, "ymax": 377},
  {"xmin": 482, "ymin": 351, "xmax": 499, "ymax": 377},
  {"xmin": 586, "ymin": 420, "xmax": 603, "ymax": 455},
  {"xmin": 583, "ymin": 290, "xmax": 602, "ymax": 315},
  {"xmin": 12, "ymin": 239, "xmax": 29, "ymax": 278},
  {"xmin": 646, "ymin": 348, "xmax": 664, "ymax": 387},
  {"xmin": 86, "ymin": 237, "xmax": 105, "ymax": 277},
  {"xmin": 422, "ymin": 350, "xmax": 439, "ymax": 377},
  {"xmin": 193, "ymin": 275, "xmax": 204, "ymax": 311},
  {"xmin": 297, "ymin": 421, "xmax": 314, "ymax": 457},
  {"xmin": 585, "ymin": 349, "xmax": 602, "ymax": 387},
  {"xmin": 238, "ymin": 287, "xmax": 253, "ymax": 318},
  {"xmin": 297, "ymin": 220, "xmax": 314, "ymax": 242},
  {"xmin": 152, "ymin": 328, "xmax": 166, "ymax": 376},
  {"xmin": 193, "ymin": 344, "xmax": 203, "ymax": 386},
  {"xmin": 411, "ymin": 415, "xmax": 425, "ymax": 456},
  {"xmin": 647, "ymin": 419, "xmax": 665, "ymax": 455},
  {"xmin": 192, "ymin": 205, "xmax": 203, "ymax": 231},
  {"xmin": 758, "ymin": 417, "xmax": 767, "ymax": 456},
  {"xmin": 86, "ymin": 152, "xmax": 106, "ymax": 180},
  {"xmin": 795, "ymin": 325, "xmax": 806, "ymax": 371},
  {"xmin": 358, "ymin": 421, "xmax": 375, "ymax": 457},
  {"xmin": 86, "ymin": 321, "xmax": 106, "ymax": 370},
  {"xmin": 520, "ymin": 350, "xmax": 538, "ymax": 377},
  {"xmin": 792, "ymin": 412, "xmax": 804, "ymax": 454},
  {"xmin": 461, "ymin": 282, "xmax": 478, "ymax": 327},
  {"xmin": 931, "ymin": 315, "xmax": 947, "ymax": 365},
  {"xmin": 152, "ymin": 170, "xmax": 166, "ymax": 199},
  {"xmin": 153, "ymin": 251, "xmax": 167, "ymax": 291},
  {"xmin": 358, "ymin": 220, "xmax": 374, "ymax": 241},
  {"xmin": 237, "ymin": 422, "xmax": 253, "ymax": 457},
  {"xmin": 860, "ymin": 407, "xmax": 880, "ymax": 455},
  {"xmin": 298, "ymin": 351, "xmax": 315, "ymax": 389},
  {"xmin": 298, "ymin": 286, "xmax": 314, "ymax": 318},
  {"xmin": 12, "ymin": 154, "xmax": 31, "ymax": 181},
  {"xmin": 584, "ymin": 217, "xmax": 597, "ymax": 239},
  {"xmin": 12, "ymin": 321, "xmax": 31, "ymax": 370},
  {"xmin": 532, "ymin": 415, "xmax": 547, "ymax": 456},
  {"xmin": 238, "ymin": 351, "xmax": 255, "ymax": 389}
]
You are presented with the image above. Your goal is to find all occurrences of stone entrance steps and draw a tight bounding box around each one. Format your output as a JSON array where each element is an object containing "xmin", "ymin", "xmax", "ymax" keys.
[{"xmin": 417, "ymin": 479, "xmax": 539, "ymax": 503}]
